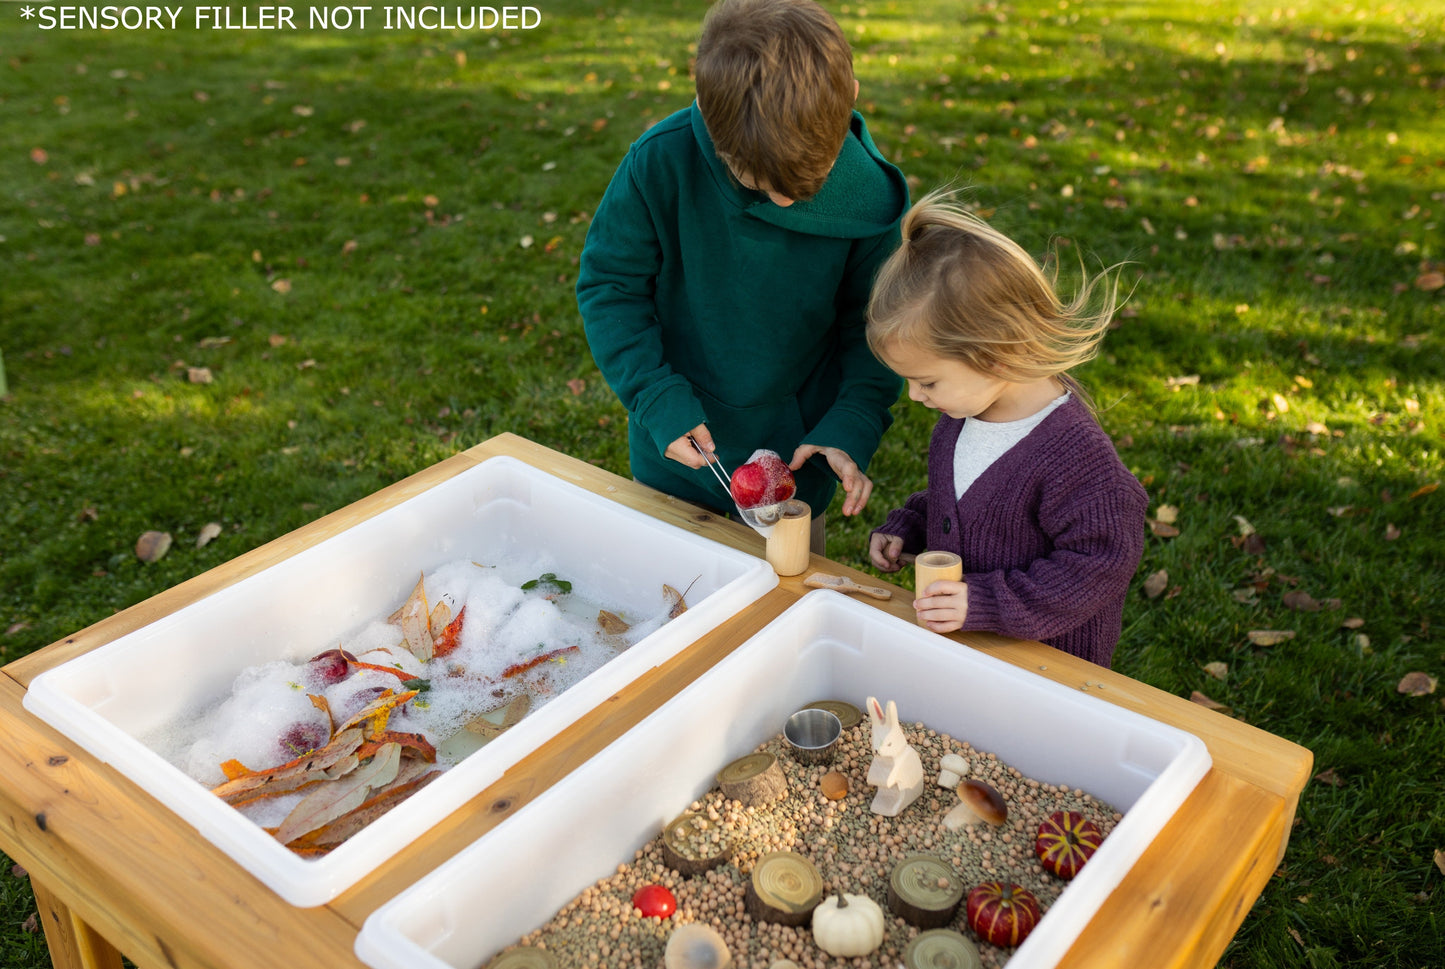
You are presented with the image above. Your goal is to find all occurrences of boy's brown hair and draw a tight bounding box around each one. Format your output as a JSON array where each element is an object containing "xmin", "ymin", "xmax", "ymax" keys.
[{"xmin": 695, "ymin": 0, "xmax": 855, "ymax": 202}]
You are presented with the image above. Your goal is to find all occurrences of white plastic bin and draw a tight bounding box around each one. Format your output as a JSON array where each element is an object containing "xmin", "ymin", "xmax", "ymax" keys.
[
  {"xmin": 23, "ymin": 456, "xmax": 777, "ymax": 906},
  {"xmin": 356, "ymin": 590, "xmax": 1210, "ymax": 969}
]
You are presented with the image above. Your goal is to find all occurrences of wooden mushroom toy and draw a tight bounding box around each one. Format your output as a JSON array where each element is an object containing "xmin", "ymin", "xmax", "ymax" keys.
[
  {"xmin": 664, "ymin": 923, "xmax": 732, "ymax": 969},
  {"xmin": 936, "ymin": 753, "xmax": 969, "ymax": 789},
  {"xmin": 811, "ymin": 892, "xmax": 886, "ymax": 958},
  {"xmin": 942, "ymin": 778, "xmax": 1007, "ymax": 831}
]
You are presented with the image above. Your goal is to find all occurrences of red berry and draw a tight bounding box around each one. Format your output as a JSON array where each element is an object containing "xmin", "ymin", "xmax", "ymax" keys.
[
  {"xmin": 631, "ymin": 883, "xmax": 676, "ymax": 919},
  {"xmin": 729, "ymin": 449, "xmax": 796, "ymax": 509}
]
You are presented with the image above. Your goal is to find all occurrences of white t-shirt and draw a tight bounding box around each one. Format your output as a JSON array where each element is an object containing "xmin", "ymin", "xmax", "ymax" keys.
[{"xmin": 953, "ymin": 392, "xmax": 1071, "ymax": 499}]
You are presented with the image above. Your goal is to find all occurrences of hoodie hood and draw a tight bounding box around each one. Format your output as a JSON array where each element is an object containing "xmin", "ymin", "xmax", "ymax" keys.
[{"xmin": 691, "ymin": 102, "xmax": 907, "ymax": 240}]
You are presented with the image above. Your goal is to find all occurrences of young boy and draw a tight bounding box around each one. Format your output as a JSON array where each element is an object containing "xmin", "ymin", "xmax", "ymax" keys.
[{"xmin": 577, "ymin": 0, "xmax": 908, "ymax": 547}]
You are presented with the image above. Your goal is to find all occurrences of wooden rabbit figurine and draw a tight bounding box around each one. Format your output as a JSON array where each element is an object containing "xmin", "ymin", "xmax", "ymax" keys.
[{"xmin": 864, "ymin": 696, "xmax": 925, "ymax": 817}]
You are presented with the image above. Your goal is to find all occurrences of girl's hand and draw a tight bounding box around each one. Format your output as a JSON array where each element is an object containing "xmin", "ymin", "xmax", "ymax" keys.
[
  {"xmin": 915, "ymin": 579, "xmax": 969, "ymax": 633},
  {"xmin": 790, "ymin": 444, "xmax": 872, "ymax": 516},
  {"xmin": 869, "ymin": 532, "xmax": 906, "ymax": 571},
  {"xmin": 665, "ymin": 425, "xmax": 716, "ymax": 468}
]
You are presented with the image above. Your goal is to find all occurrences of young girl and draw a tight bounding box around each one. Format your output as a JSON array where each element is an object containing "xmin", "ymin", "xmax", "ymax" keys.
[{"xmin": 866, "ymin": 191, "xmax": 1147, "ymax": 668}]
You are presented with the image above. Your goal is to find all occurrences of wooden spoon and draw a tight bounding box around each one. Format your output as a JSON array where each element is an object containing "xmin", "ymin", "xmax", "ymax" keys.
[{"xmin": 802, "ymin": 572, "xmax": 893, "ymax": 600}]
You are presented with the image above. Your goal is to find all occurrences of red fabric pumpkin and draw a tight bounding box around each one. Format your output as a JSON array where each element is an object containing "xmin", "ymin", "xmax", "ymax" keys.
[
  {"xmin": 1034, "ymin": 809, "xmax": 1104, "ymax": 880},
  {"xmin": 965, "ymin": 881, "xmax": 1040, "ymax": 948}
]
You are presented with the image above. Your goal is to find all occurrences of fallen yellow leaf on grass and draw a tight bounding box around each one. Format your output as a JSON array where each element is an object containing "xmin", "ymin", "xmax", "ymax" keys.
[
  {"xmin": 1202, "ymin": 661, "xmax": 1228, "ymax": 680},
  {"xmin": 1396, "ymin": 672, "xmax": 1437, "ymax": 696},
  {"xmin": 135, "ymin": 530, "xmax": 172, "ymax": 563},
  {"xmin": 1142, "ymin": 569, "xmax": 1168, "ymax": 599},
  {"xmin": 1247, "ymin": 630, "xmax": 1295, "ymax": 646}
]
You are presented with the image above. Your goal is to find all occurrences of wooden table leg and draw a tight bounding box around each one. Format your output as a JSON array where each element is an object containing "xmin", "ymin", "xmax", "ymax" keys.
[{"xmin": 29, "ymin": 878, "xmax": 125, "ymax": 969}]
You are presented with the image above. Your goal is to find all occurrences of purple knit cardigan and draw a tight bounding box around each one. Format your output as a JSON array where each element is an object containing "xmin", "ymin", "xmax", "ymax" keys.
[{"xmin": 873, "ymin": 395, "xmax": 1148, "ymax": 667}]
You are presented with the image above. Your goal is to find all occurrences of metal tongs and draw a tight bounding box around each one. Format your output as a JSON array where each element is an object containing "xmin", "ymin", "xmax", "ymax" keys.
[{"xmin": 689, "ymin": 436, "xmax": 787, "ymax": 536}]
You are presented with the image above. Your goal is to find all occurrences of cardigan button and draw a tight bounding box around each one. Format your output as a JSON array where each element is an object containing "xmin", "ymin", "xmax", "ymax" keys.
[{"xmin": 943, "ymin": 517, "xmax": 952, "ymax": 534}]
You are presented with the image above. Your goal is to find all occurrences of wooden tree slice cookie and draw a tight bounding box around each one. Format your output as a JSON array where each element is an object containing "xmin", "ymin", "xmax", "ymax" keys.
[
  {"xmin": 802, "ymin": 699, "xmax": 861, "ymax": 730},
  {"xmin": 717, "ymin": 752, "xmax": 788, "ymax": 806},
  {"xmin": 661, "ymin": 811, "xmax": 731, "ymax": 877},
  {"xmin": 902, "ymin": 929, "xmax": 982, "ymax": 969},
  {"xmin": 486, "ymin": 946, "xmax": 561, "ymax": 969},
  {"xmin": 743, "ymin": 851, "xmax": 823, "ymax": 926},
  {"xmin": 888, "ymin": 854, "xmax": 965, "ymax": 928}
]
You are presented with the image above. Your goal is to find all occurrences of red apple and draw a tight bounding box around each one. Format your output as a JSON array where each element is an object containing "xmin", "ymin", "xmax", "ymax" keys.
[
  {"xmin": 1035, "ymin": 809, "xmax": 1104, "ymax": 880},
  {"xmin": 631, "ymin": 883, "xmax": 676, "ymax": 919},
  {"xmin": 966, "ymin": 881, "xmax": 1040, "ymax": 948},
  {"xmin": 729, "ymin": 449, "xmax": 796, "ymax": 509}
]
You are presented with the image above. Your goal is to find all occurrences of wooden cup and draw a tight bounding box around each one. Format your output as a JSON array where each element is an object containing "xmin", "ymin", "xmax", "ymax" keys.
[
  {"xmin": 764, "ymin": 499, "xmax": 812, "ymax": 576},
  {"xmin": 913, "ymin": 551, "xmax": 962, "ymax": 625}
]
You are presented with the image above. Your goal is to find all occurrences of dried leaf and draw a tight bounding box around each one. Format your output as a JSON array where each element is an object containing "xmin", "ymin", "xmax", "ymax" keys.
[
  {"xmin": 1148, "ymin": 519, "xmax": 1180, "ymax": 538},
  {"xmin": 663, "ymin": 583, "xmax": 688, "ymax": 618},
  {"xmin": 1340, "ymin": 617, "xmax": 1365, "ymax": 629},
  {"xmin": 196, "ymin": 522, "xmax": 223, "ymax": 547},
  {"xmin": 1416, "ymin": 271, "xmax": 1444, "ymax": 291},
  {"xmin": 1282, "ymin": 590, "xmax": 1322, "ymax": 612},
  {"xmin": 394, "ymin": 574, "xmax": 433, "ymax": 661},
  {"xmin": 273, "ymin": 741, "xmax": 402, "ymax": 845},
  {"xmin": 1202, "ymin": 661, "xmax": 1228, "ymax": 680},
  {"xmin": 285, "ymin": 761, "xmax": 441, "ymax": 849},
  {"xmin": 1233, "ymin": 515, "xmax": 1256, "ymax": 536},
  {"xmin": 431, "ymin": 604, "xmax": 466, "ymax": 658},
  {"xmin": 135, "ymin": 530, "xmax": 172, "ymax": 563},
  {"xmin": 337, "ymin": 689, "xmax": 417, "ymax": 738},
  {"xmin": 1435, "ymin": 848, "xmax": 1445, "ymax": 876},
  {"xmin": 427, "ymin": 600, "xmax": 452, "ymax": 640},
  {"xmin": 1384, "ymin": 523, "xmax": 1402, "ymax": 541},
  {"xmin": 566, "ymin": 377, "xmax": 586, "ymax": 396},
  {"xmin": 464, "ymin": 693, "xmax": 532, "ymax": 738},
  {"xmin": 211, "ymin": 728, "xmax": 364, "ymax": 804},
  {"xmin": 1189, "ymin": 690, "xmax": 1231, "ymax": 715},
  {"xmin": 1142, "ymin": 569, "xmax": 1169, "ymax": 599},
  {"xmin": 1396, "ymin": 672, "xmax": 1437, "ymax": 696},
  {"xmin": 1407, "ymin": 482, "xmax": 1438, "ymax": 500},
  {"xmin": 597, "ymin": 610, "xmax": 631, "ymax": 634},
  {"xmin": 1247, "ymin": 629, "xmax": 1295, "ymax": 646},
  {"xmin": 29, "ymin": 147, "xmax": 48, "ymax": 165},
  {"xmin": 1154, "ymin": 504, "xmax": 1179, "ymax": 525},
  {"xmin": 1313, "ymin": 767, "xmax": 1343, "ymax": 787},
  {"xmin": 1164, "ymin": 374, "xmax": 1200, "ymax": 388}
]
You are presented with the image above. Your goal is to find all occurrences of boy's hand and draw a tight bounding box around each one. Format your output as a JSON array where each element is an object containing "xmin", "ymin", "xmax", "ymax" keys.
[
  {"xmin": 789, "ymin": 445, "xmax": 872, "ymax": 516},
  {"xmin": 665, "ymin": 425, "xmax": 717, "ymax": 469},
  {"xmin": 869, "ymin": 532, "xmax": 906, "ymax": 571},
  {"xmin": 914, "ymin": 579, "xmax": 969, "ymax": 633}
]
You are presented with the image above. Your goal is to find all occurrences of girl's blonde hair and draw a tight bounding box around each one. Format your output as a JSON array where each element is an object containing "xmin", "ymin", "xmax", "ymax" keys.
[{"xmin": 867, "ymin": 190, "xmax": 1127, "ymax": 401}]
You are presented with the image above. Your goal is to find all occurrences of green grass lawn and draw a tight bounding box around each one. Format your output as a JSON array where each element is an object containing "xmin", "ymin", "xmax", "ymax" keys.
[{"xmin": 2, "ymin": 1, "xmax": 1441, "ymax": 966}]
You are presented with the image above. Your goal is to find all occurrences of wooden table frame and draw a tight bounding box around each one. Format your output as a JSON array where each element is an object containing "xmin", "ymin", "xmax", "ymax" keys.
[{"xmin": 0, "ymin": 433, "xmax": 1312, "ymax": 969}]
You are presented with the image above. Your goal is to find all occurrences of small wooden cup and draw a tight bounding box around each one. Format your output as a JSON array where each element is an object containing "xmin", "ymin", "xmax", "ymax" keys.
[
  {"xmin": 764, "ymin": 499, "xmax": 812, "ymax": 576},
  {"xmin": 913, "ymin": 551, "xmax": 962, "ymax": 626}
]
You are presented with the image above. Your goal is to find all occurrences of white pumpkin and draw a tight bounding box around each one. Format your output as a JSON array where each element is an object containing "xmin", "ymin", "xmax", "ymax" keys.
[{"xmin": 811, "ymin": 892, "xmax": 885, "ymax": 957}]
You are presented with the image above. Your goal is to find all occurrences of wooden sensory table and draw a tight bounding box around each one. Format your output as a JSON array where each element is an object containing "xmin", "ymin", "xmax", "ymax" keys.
[{"xmin": 0, "ymin": 432, "xmax": 1313, "ymax": 969}]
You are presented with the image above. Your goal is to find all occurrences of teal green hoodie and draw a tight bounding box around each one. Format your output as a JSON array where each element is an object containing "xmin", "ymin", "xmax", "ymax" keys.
[{"xmin": 577, "ymin": 102, "xmax": 908, "ymax": 516}]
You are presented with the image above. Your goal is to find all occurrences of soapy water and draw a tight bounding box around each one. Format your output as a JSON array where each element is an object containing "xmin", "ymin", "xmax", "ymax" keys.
[{"xmin": 143, "ymin": 554, "xmax": 677, "ymax": 828}]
